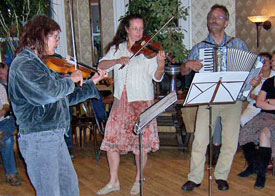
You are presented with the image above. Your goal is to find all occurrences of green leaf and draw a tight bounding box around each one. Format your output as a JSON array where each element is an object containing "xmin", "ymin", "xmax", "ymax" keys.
[{"xmin": 126, "ymin": 0, "xmax": 189, "ymax": 62}]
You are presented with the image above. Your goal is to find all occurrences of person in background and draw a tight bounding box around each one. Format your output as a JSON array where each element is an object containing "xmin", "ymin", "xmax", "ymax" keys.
[
  {"xmin": 96, "ymin": 14, "xmax": 165, "ymax": 195},
  {"xmin": 8, "ymin": 15, "xmax": 107, "ymax": 196},
  {"xmin": 0, "ymin": 63, "xmax": 21, "ymax": 186},
  {"xmin": 0, "ymin": 62, "xmax": 9, "ymax": 86},
  {"xmin": 272, "ymin": 50, "xmax": 275, "ymax": 75},
  {"xmin": 238, "ymin": 74, "xmax": 275, "ymax": 189},
  {"xmin": 241, "ymin": 52, "xmax": 274, "ymax": 127},
  {"xmin": 64, "ymin": 107, "xmax": 75, "ymax": 159}
]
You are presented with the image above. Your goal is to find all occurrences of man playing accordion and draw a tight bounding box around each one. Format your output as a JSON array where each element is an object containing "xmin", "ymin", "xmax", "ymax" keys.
[{"xmin": 181, "ymin": 4, "xmax": 249, "ymax": 192}]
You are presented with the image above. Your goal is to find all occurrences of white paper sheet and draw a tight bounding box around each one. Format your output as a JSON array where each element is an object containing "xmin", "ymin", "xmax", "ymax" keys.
[{"xmin": 183, "ymin": 72, "xmax": 249, "ymax": 106}]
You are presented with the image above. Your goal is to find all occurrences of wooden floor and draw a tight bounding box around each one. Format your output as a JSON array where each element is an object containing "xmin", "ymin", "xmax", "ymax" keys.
[{"xmin": 1, "ymin": 145, "xmax": 275, "ymax": 196}]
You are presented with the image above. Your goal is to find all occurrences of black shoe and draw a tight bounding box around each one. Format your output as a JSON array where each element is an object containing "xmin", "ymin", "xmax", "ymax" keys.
[
  {"xmin": 181, "ymin": 181, "xmax": 201, "ymax": 191},
  {"xmin": 6, "ymin": 174, "xmax": 22, "ymax": 186},
  {"xmin": 253, "ymin": 147, "xmax": 271, "ymax": 189},
  {"xmin": 215, "ymin": 179, "xmax": 229, "ymax": 191},
  {"xmin": 254, "ymin": 175, "xmax": 266, "ymax": 189},
  {"xmin": 238, "ymin": 165, "xmax": 255, "ymax": 177}
]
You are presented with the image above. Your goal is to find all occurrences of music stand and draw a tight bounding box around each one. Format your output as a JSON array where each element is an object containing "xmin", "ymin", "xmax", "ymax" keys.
[
  {"xmin": 183, "ymin": 71, "xmax": 249, "ymax": 196},
  {"xmin": 135, "ymin": 91, "xmax": 178, "ymax": 196}
]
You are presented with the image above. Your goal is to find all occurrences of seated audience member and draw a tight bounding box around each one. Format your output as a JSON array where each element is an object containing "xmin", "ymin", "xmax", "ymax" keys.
[
  {"xmin": 64, "ymin": 90, "xmax": 107, "ymax": 159},
  {"xmin": 0, "ymin": 62, "xmax": 9, "ymax": 86},
  {"xmin": 238, "ymin": 75, "xmax": 275, "ymax": 189},
  {"xmin": 65, "ymin": 107, "xmax": 75, "ymax": 159},
  {"xmin": 0, "ymin": 76, "xmax": 21, "ymax": 186},
  {"xmin": 209, "ymin": 53, "xmax": 273, "ymax": 166},
  {"xmin": 241, "ymin": 52, "xmax": 274, "ymax": 127},
  {"xmin": 272, "ymin": 51, "xmax": 275, "ymax": 75}
]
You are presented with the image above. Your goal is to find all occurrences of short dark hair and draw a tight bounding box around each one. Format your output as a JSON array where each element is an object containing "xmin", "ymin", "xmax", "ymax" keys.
[
  {"xmin": 16, "ymin": 15, "xmax": 60, "ymax": 59},
  {"xmin": 259, "ymin": 52, "xmax": 272, "ymax": 60},
  {"xmin": 208, "ymin": 4, "xmax": 229, "ymax": 21}
]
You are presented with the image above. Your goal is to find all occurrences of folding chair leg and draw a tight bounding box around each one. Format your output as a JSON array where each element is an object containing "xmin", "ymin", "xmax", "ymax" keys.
[
  {"xmin": 273, "ymin": 157, "xmax": 275, "ymax": 176},
  {"xmin": 96, "ymin": 150, "xmax": 102, "ymax": 164}
]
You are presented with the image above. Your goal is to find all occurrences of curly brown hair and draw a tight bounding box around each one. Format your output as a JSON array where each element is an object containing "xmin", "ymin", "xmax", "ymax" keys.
[{"xmin": 16, "ymin": 15, "xmax": 61, "ymax": 59}]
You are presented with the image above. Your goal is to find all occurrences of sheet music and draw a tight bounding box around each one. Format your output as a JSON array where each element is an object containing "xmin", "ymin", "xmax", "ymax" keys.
[
  {"xmin": 183, "ymin": 72, "xmax": 249, "ymax": 106},
  {"xmin": 136, "ymin": 91, "xmax": 177, "ymax": 133}
]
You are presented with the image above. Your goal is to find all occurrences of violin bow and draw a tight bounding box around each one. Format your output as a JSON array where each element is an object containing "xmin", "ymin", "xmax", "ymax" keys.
[
  {"xmin": 119, "ymin": 15, "xmax": 175, "ymax": 70},
  {"xmin": 68, "ymin": 0, "xmax": 79, "ymax": 70}
]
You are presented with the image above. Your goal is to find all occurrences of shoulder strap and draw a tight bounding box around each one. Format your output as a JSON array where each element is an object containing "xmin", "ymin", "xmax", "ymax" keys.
[{"xmin": 225, "ymin": 37, "xmax": 235, "ymax": 46}]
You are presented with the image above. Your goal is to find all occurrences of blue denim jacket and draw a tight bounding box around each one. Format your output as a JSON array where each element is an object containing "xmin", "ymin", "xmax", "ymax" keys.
[{"xmin": 8, "ymin": 48, "xmax": 99, "ymax": 134}]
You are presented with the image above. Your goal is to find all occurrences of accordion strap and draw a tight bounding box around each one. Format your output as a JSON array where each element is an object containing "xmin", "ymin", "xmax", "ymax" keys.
[
  {"xmin": 225, "ymin": 37, "xmax": 235, "ymax": 46},
  {"xmin": 202, "ymin": 37, "xmax": 235, "ymax": 47}
]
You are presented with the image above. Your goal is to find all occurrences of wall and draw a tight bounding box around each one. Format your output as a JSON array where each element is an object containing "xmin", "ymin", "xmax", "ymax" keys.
[
  {"xmin": 98, "ymin": 0, "xmax": 275, "ymax": 56},
  {"xmin": 236, "ymin": 0, "xmax": 275, "ymax": 53},
  {"xmin": 64, "ymin": 0, "xmax": 92, "ymax": 65},
  {"xmin": 100, "ymin": 0, "xmax": 115, "ymax": 55},
  {"xmin": 191, "ymin": 0, "xmax": 236, "ymax": 46}
]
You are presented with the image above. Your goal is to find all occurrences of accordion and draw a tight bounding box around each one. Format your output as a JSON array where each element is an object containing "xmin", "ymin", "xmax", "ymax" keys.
[
  {"xmin": 199, "ymin": 47, "xmax": 260, "ymax": 72},
  {"xmin": 198, "ymin": 47, "xmax": 264, "ymax": 98}
]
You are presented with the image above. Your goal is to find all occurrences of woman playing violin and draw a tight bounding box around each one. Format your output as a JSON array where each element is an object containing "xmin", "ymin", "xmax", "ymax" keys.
[
  {"xmin": 8, "ymin": 15, "xmax": 107, "ymax": 196},
  {"xmin": 97, "ymin": 14, "xmax": 165, "ymax": 195}
]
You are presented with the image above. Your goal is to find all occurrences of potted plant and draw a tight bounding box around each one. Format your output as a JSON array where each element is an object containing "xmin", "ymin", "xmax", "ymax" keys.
[{"xmin": 0, "ymin": 0, "xmax": 51, "ymax": 62}]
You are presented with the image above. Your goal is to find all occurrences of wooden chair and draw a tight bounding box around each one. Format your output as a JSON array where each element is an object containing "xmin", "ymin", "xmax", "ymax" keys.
[{"xmin": 71, "ymin": 100, "xmax": 104, "ymax": 152}]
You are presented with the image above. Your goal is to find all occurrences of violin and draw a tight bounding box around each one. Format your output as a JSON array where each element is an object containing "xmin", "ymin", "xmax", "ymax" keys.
[
  {"xmin": 45, "ymin": 54, "xmax": 113, "ymax": 86},
  {"xmin": 131, "ymin": 35, "xmax": 163, "ymax": 59},
  {"xmin": 119, "ymin": 15, "xmax": 175, "ymax": 69},
  {"xmin": 45, "ymin": 54, "xmax": 97, "ymax": 78}
]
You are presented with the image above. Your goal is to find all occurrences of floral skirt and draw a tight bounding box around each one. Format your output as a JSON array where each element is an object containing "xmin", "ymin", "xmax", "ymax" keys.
[
  {"xmin": 239, "ymin": 112, "xmax": 275, "ymax": 157},
  {"xmin": 100, "ymin": 87, "xmax": 159, "ymax": 155}
]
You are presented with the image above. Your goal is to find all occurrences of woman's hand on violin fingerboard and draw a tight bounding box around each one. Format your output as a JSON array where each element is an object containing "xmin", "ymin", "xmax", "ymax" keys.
[
  {"xmin": 117, "ymin": 57, "xmax": 130, "ymax": 65},
  {"xmin": 70, "ymin": 70, "xmax": 84, "ymax": 86},
  {"xmin": 157, "ymin": 51, "xmax": 166, "ymax": 68},
  {"xmin": 91, "ymin": 69, "xmax": 108, "ymax": 84}
]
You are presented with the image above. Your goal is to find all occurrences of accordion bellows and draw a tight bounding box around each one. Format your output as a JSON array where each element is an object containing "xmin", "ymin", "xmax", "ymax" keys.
[{"xmin": 226, "ymin": 48, "xmax": 258, "ymax": 71}]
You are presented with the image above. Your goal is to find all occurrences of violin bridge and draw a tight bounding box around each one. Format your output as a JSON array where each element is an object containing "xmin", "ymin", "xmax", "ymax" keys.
[{"xmin": 141, "ymin": 40, "xmax": 146, "ymax": 46}]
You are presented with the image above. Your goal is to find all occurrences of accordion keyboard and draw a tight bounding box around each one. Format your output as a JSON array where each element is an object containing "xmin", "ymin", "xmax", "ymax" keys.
[{"xmin": 199, "ymin": 48, "xmax": 214, "ymax": 72}]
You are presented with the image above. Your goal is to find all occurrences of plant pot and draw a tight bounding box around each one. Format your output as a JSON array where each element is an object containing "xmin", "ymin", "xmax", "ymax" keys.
[{"xmin": 164, "ymin": 63, "xmax": 181, "ymax": 93}]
